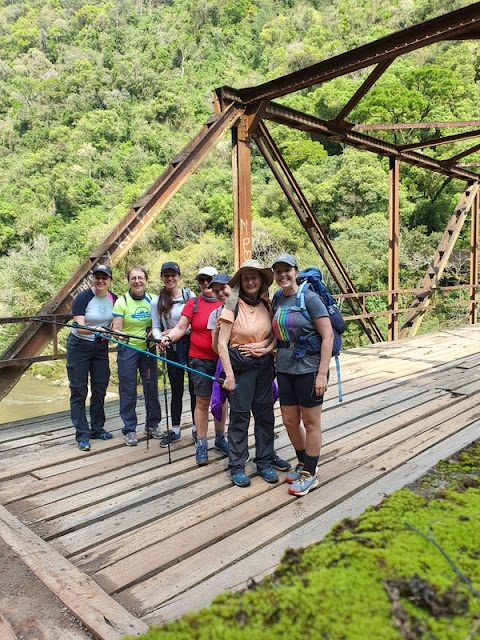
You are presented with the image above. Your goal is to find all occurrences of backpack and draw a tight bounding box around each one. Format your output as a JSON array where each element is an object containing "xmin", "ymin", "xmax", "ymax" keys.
[
  {"xmin": 272, "ymin": 267, "xmax": 345, "ymax": 402},
  {"xmin": 296, "ymin": 268, "xmax": 345, "ymax": 356}
]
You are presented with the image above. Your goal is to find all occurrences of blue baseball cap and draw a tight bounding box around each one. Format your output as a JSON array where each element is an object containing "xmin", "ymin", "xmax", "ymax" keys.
[{"xmin": 208, "ymin": 273, "xmax": 231, "ymax": 288}]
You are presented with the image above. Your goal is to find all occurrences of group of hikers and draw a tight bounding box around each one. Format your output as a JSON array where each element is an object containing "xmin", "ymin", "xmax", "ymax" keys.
[{"xmin": 66, "ymin": 254, "xmax": 334, "ymax": 497}]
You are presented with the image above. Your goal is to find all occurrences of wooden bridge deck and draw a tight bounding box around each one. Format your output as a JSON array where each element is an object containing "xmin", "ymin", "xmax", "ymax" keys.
[{"xmin": 1, "ymin": 326, "xmax": 480, "ymax": 639}]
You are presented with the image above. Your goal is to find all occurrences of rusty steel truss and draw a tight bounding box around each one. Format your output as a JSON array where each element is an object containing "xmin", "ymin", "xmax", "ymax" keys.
[{"xmin": 1, "ymin": 4, "xmax": 480, "ymax": 399}]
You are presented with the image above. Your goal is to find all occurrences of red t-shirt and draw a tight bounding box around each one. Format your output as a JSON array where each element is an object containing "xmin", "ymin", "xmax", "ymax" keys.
[{"xmin": 182, "ymin": 296, "xmax": 221, "ymax": 360}]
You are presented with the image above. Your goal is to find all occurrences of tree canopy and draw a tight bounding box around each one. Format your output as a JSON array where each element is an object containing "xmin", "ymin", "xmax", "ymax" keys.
[{"xmin": 0, "ymin": 0, "xmax": 478, "ymax": 324}]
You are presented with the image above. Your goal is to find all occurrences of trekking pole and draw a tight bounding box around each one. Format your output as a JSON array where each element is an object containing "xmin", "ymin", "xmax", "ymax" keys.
[
  {"xmin": 162, "ymin": 359, "xmax": 172, "ymax": 464},
  {"xmin": 28, "ymin": 318, "xmax": 230, "ymax": 387},
  {"xmin": 145, "ymin": 330, "xmax": 151, "ymax": 451},
  {"xmin": 28, "ymin": 317, "xmax": 157, "ymax": 346}
]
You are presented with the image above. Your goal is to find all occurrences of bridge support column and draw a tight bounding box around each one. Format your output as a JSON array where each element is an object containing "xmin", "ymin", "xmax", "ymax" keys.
[
  {"xmin": 232, "ymin": 116, "xmax": 252, "ymax": 270},
  {"xmin": 388, "ymin": 157, "xmax": 400, "ymax": 341},
  {"xmin": 470, "ymin": 186, "xmax": 479, "ymax": 325}
]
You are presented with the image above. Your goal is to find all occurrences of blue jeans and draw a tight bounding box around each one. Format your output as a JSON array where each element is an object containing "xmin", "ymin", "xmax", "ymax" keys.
[
  {"xmin": 117, "ymin": 344, "xmax": 161, "ymax": 433},
  {"xmin": 66, "ymin": 334, "xmax": 110, "ymax": 442}
]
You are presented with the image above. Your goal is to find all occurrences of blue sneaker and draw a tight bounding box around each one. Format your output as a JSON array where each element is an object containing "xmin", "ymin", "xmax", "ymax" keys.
[
  {"xmin": 78, "ymin": 441, "xmax": 90, "ymax": 452},
  {"xmin": 214, "ymin": 436, "xmax": 229, "ymax": 456},
  {"xmin": 90, "ymin": 430, "xmax": 113, "ymax": 440},
  {"xmin": 257, "ymin": 466, "xmax": 279, "ymax": 484},
  {"xmin": 160, "ymin": 431, "xmax": 182, "ymax": 448},
  {"xmin": 272, "ymin": 453, "xmax": 291, "ymax": 471},
  {"xmin": 195, "ymin": 439, "xmax": 208, "ymax": 466},
  {"xmin": 231, "ymin": 471, "xmax": 251, "ymax": 487},
  {"xmin": 191, "ymin": 429, "xmax": 197, "ymax": 444},
  {"xmin": 288, "ymin": 471, "xmax": 318, "ymax": 496}
]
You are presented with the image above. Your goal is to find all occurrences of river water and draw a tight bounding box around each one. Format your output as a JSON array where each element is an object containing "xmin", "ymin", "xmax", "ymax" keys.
[{"xmin": 0, "ymin": 375, "xmax": 119, "ymax": 425}]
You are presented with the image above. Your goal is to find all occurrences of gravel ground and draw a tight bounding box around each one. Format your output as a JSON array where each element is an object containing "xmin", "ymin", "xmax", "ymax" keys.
[{"xmin": 0, "ymin": 536, "xmax": 93, "ymax": 640}]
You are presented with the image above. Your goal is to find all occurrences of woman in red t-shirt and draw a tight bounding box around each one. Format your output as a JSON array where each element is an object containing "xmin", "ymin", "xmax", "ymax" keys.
[{"xmin": 159, "ymin": 266, "xmax": 228, "ymax": 466}]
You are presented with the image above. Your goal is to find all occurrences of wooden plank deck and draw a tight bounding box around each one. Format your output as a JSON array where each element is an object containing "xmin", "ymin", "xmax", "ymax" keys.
[{"xmin": 1, "ymin": 326, "xmax": 480, "ymax": 639}]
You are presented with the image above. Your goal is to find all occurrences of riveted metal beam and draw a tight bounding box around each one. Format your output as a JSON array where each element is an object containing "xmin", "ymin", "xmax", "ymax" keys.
[{"xmin": 234, "ymin": 4, "xmax": 480, "ymax": 103}]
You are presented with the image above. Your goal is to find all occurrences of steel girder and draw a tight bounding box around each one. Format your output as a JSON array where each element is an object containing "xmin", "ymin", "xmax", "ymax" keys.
[
  {"xmin": 233, "ymin": 4, "xmax": 480, "ymax": 103},
  {"xmin": 261, "ymin": 102, "xmax": 480, "ymax": 183},
  {"xmin": 253, "ymin": 122, "xmax": 384, "ymax": 342}
]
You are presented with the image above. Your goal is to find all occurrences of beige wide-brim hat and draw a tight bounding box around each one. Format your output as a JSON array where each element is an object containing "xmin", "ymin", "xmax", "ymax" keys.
[{"xmin": 229, "ymin": 259, "xmax": 274, "ymax": 293}]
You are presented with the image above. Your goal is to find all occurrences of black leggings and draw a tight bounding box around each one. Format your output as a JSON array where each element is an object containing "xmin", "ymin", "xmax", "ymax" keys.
[{"xmin": 166, "ymin": 356, "xmax": 196, "ymax": 426}]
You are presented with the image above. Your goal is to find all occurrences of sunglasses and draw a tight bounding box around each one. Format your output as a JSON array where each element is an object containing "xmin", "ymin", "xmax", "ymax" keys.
[{"xmin": 198, "ymin": 276, "xmax": 213, "ymax": 284}]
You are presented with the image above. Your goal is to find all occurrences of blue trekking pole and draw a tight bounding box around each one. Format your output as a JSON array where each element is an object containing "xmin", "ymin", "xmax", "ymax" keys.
[
  {"xmin": 28, "ymin": 318, "xmax": 228, "ymax": 387},
  {"xmin": 95, "ymin": 330, "xmax": 228, "ymax": 386}
]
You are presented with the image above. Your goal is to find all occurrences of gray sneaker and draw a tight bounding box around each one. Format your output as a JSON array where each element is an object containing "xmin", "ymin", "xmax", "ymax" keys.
[
  {"xmin": 144, "ymin": 426, "xmax": 166, "ymax": 439},
  {"xmin": 286, "ymin": 463, "xmax": 303, "ymax": 484},
  {"xmin": 124, "ymin": 431, "xmax": 138, "ymax": 446},
  {"xmin": 286, "ymin": 463, "xmax": 318, "ymax": 484}
]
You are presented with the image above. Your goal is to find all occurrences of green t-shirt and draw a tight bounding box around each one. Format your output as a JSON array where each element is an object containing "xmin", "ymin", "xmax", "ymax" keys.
[{"xmin": 112, "ymin": 291, "xmax": 153, "ymax": 349}]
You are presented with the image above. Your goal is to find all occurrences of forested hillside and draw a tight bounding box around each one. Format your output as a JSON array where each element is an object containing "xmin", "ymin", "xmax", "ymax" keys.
[{"xmin": 0, "ymin": 0, "xmax": 479, "ymax": 337}]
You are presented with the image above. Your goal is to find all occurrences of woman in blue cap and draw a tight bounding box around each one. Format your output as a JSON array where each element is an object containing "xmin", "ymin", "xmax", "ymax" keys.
[{"xmin": 66, "ymin": 264, "xmax": 117, "ymax": 451}]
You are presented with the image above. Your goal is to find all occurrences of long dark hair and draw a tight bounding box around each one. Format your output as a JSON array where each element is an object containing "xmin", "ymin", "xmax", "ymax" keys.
[{"xmin": 157, "ymin": 288, "xmax": 174, "ymax": 320}]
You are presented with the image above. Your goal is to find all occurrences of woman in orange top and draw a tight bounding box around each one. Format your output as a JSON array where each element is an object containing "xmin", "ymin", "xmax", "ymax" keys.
[{"xmin": 217, "ymin": 259, "xmax": 278, "ymax": 487}]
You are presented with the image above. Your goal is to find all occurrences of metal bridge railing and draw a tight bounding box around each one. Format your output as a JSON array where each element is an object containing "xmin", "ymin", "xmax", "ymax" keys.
[{"xmin": 0, "ymin": 282, "xmax": 478, "ymax": 370}]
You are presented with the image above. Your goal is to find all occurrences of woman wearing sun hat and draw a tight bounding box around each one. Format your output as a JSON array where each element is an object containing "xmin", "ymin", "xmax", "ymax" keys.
[
  {"xmin": 66, "ymin": 264, "xmax": 117, "ymax": 451},
  {"xmin": 217, "ymin": 259, "xmax": 278, "ymax": 487}
]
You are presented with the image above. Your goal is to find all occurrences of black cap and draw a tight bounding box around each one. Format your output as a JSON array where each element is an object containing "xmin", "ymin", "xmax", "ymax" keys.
[
  {"xmin": 92, "ymin": 264, "xmax": 113, "ymax": 278},
  {"xmin": 208, "ymin": 273, "xmax": 231, "ymax": 288},
  {"xmin": 161, "ymin": 261, "xmax": 181, "ymax": 275}
]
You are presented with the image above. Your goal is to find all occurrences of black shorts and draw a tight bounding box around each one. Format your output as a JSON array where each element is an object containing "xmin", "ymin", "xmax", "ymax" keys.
[
  {"xmin": 189, "ymin": 357, "xmax": 217, "ymax": 398},
  {"xmin": 277, "ymin": 370, "xmax": 325, "ymax": 408}
]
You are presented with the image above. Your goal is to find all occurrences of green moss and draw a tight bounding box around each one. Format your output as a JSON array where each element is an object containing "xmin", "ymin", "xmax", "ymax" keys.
[{"xmin": 123, "ymin": 442, "xmax": 480, "ymax": 640}]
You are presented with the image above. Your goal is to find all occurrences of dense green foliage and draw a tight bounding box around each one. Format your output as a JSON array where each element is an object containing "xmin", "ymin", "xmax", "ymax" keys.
[
  {"xmin": 124, "ymin": 441, "xmax": 480, "ymax": 640},
  {"xmin": 0, "ymin": 0, "xmax": 479, "ymax": 339}
]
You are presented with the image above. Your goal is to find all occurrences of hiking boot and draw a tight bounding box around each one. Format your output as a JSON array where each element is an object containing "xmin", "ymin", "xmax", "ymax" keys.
[
  {"xmin": 272, "ymin": 453, "xmax": 291, "ymax": 471},
  {"xmin": 191, "ymin": 428, "xmax": 197, "ymax": 444},
  {"xmin": 90, "ymin": 430, "xmax": 113, "ymax": 440},
  {"xmin": 231, "ymin": 470, "xmax": 251, "ymax": 487},
  {"xmin": 288, "ymin": 471, "xmax": 318, "ymax": 496},
  {"xmin": 78, "ymin": 441, "xmax": 91, "ymax": 452},
  {"xmin": 214, "ymin": 435, "xmax": 229, "ymax": 456},
  {"xmin": 160, "ymin": 431, "xmax": 182, "ymax": 448},
  {"xmin": 257, "ymin": 466, "xmax": 279, "ymax": 484},
  {"xmin": 195, "ymin": 439, "xmax": 208, "ymax": 466},
  {"xmin": 286, "ymin": 463, "xmax": 303, "ymax": 484},
  {"xmin": 144, "ymin": 426, "xmax": 166, "ymax": 439},
  {"xmin": 124, "ymin": 431, "xmax": 138, "ymax": 446}
]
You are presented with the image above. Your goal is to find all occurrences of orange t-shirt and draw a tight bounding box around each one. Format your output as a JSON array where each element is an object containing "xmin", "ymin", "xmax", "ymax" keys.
[{"xmin": 220, "ymin": 298, "xmax": 272, "ymax": 347}]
